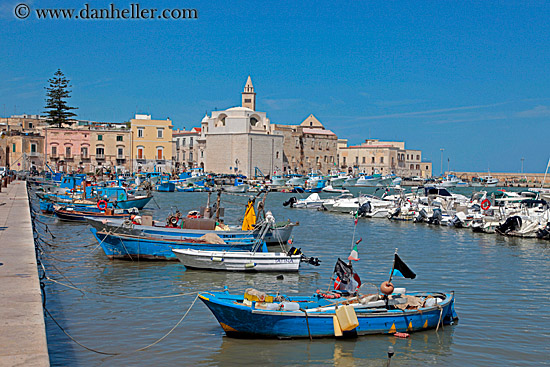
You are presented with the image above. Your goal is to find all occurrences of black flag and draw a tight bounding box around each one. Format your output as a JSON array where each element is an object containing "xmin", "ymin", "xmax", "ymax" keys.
[{"xmin": 393, "ymin": 253, "xmax": 416, "ymax": 279}]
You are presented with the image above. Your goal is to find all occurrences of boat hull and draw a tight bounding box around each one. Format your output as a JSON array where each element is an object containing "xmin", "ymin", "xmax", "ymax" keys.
[
  {"xmin": 173, "ymin": 249, "xmax": 301, "ymax": 271},
  {"xmin": 87, "ymin": 218, "xmax": 296, "ymax": 246},
  {"xmin": 90, "ymin": 228, "xmax": 258, "ymax": 261},
  {"xmin": 199, "ymin": 291, "xmax": 458, "ymax": 339}
]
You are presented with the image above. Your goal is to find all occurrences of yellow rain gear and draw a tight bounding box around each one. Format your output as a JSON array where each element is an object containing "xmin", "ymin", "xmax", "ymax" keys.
[{"xmin": 241, "ymin": 201, "xmax": 256, "ymax": 230}]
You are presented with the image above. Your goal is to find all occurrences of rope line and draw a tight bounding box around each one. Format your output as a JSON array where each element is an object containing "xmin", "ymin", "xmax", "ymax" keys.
[{"xmin": 44, "ymin": 295, "xmax": 199, "ymax": 355}]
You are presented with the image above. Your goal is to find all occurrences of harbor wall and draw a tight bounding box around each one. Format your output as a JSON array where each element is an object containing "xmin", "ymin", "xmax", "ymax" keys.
[{"xmin": 0, "ymin": 180, "xmax": 49, "ymax": 366}]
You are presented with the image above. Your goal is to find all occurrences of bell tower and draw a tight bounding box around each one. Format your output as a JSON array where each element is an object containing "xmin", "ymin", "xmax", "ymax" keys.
[{"xmin": 241, "ymin": 76, "xmax": 256, "ymax": 110}]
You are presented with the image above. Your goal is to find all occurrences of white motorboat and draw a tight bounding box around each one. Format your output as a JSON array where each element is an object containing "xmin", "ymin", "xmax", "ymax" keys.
[
  {"xmin": 355, "ymin": 173, "xmax": 394, "ymax": 187},
  {"xmin": 283, "ymin": 193, "xmax": 324, "ymax": 209},
  {"xmin": 172, "ymin": 248, "xmax": 302, "ymax": 271},
  {"xmin": 285, "ymin": 175, "xmax": 307, "ymax": 187},
  {"xmin": 322, "ymin": 185, "xmax": 350, "ymax": 194}
]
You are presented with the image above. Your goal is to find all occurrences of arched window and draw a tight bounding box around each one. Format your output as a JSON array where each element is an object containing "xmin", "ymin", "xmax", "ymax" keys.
[
  {"xmin": 410, "ymin": 164, "xmax": 414, "ymax": 169},
  {"xmin": 216, "ymin": 114, "xmax": 227, "ymax": 127},
  {"xmin": 250, "ymin": 117, "xmax": 259, "ymax": 126}
]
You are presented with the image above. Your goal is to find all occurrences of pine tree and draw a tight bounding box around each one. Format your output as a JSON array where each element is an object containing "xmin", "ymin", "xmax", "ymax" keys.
[{"xmin": 44, "ymin": 69, "xmax": 78, "ymax": 128}]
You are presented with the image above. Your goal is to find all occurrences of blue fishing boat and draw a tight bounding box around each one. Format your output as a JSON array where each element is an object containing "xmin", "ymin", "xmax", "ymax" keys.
[
  {"xmin": 156, "ymin": 181, "xmax": 176, "ymax": 192},
  {"xmin": 199, "ymin": 251, "xmax": 458, "ymax": 338},
  {"xmin": 198, "ymin": 289, "xmax": 457, "ymax": 338},
  {"xmin": 86, "ymin": 217, "xmax": 297, "ymax": 246},
  {"xmin": 53, "ymin": 205, "xmax": 137, "ymax": 222},
  {"xmin": 90, "ymin": 228, "xmax": 261, "ymax": 260}
]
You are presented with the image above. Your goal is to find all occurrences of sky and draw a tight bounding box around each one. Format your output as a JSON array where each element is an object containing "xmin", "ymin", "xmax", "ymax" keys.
[{"xmin": 1, "ymin": 0, "xmax": 549, "ymax": 174}]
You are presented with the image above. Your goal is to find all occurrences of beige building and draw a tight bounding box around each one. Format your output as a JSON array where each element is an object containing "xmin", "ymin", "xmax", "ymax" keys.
[
  {"xmin": 338, "ymin": 139, "xmax": 432, "ymax": 178},
  {"xmin": 130, "ymin": 114, "xmax": 174, "ymax": 172},
  {"xmin": 198, "ymin": 77, "xmax": 284, "ymax": 177},
  {"xmin": 89, "ymin": 126, "xmax": 131, "ymax": 173},
  {"xmin": 173, "ymin": 127, "xmax": 203, "ymax": 170},
  {"xmin": 5, "ymin": 132, "xmax": 45, "ymax": 172},
  {"xmin": 273, "ymin": 114, "xmax": 338, "ymax": 174}
]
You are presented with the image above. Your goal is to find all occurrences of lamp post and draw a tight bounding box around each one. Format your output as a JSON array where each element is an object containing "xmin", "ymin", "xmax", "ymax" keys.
[
  {"xmin": 440, "ymin": 148, "xmax": 445, "ymax": 176},
  {"xmin": 521, "ymin": 157, "xmax": 524, "ymax": 173}
]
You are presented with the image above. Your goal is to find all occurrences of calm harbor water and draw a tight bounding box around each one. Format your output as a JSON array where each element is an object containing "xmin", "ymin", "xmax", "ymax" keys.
[{"xmin": 34, "ymin": 189, "xmax": 550, "ymax": 366}]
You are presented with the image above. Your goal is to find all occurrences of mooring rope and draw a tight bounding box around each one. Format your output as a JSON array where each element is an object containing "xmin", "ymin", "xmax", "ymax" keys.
[{"xmin": 44, "ymin": 294, "xmax": 199, "ymax": 355}]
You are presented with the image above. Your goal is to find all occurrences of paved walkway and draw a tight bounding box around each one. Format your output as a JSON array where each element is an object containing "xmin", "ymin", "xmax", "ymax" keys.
[{"xmin": 0, "ymin": 181, "xmax": 49, "ymax": 366}]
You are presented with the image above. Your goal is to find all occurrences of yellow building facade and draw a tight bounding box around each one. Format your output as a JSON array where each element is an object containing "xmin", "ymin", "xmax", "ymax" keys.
[{"xmin": 130, "ymin": 114, "xmax": 173, "ymax": 172}]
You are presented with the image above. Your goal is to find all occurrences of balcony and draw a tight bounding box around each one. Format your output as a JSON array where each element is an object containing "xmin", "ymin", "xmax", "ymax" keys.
[
  {"xmin": 156, "ymin": 156, "xmax": 166, "ymax": 163},
  {"xmin": 117, "ymin": 157, "xmax": 126, "ymax": 164},
  {"xmin": 135, "ymin": 155, "xmax": 146, "ymax": 162},
  {"xmin": 29, "ymin": 152, "xmax": 40, "ymax": 157},
  {"xmin": 96, "ymin": 154, "xmax": 105, "ymax": 160}
]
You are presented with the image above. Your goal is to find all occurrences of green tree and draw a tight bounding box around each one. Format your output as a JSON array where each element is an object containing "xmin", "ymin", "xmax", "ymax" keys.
[{"xmin": 44, "ymin": 69, "xmax": 78, "ymax": 128}]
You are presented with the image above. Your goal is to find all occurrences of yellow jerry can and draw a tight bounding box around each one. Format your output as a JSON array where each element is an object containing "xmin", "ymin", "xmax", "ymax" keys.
[
  {"xmin": 335, "ymin": 305, "xmax": 359, "ymax": 331},
  {"xmin": 333, "ymin": 316, "xmax": 343, "ymax": 337}
]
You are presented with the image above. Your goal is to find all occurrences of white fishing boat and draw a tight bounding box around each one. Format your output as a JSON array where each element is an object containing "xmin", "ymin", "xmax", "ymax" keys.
[
  {"xmin": 355, "ymin": 173, "xmax": 394, "ymax": 187},
  {"xmin": 172, "ymin": 248, "xmax": 303, "ymax": 271}
]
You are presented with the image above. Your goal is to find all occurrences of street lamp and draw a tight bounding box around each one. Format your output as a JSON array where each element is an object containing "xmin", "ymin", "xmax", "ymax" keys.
[
  {"xmin": 521, "ymin": 157, "xmax": 524, "ymax": 173},
  {"xmin": 440, "ymin": 148, "xmax": 445, "ymax": 176}
]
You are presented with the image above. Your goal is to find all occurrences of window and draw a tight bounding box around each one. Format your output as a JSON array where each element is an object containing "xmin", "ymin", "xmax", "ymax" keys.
[
  {"xmin": 189, "ymin": 137, "xmax": 193, "ymax": 147},
  {"xmin": 416, "ymin": 155, "xmax": 420, "ymax": 160},
  {"xmin": 355, "ymin": 156, "xmax": 359, "ymax": 164},
  {"xmin": 343, "ymin": 157, "xmax": 346, "ymax": 164},
  {"xmin": 116, "ymin": 135, "xmax": 123, "ymax": 142},
  {"xmin": 316, "ymin": 157, "xmax": 320, "ymax": 163},
  {"xmin": 324, "ymin": 156, "xmax": 327, "ymax": 163},
  {"xmin": 200, "ymin": 150, "xmax": 204, "ymax": 158},
  {"xmin": 189, "ymin": 152, "xmax": 193, "ymax": 161},
  {"xmin": 81, "ymin": 147, "xmax": 88, "ymax": 158},
  {"xmin": 157, "ymin": 128, "xmax": 163, "ymax": 138},
  {"xmin": 12, "ymin": 143, "xmax": 15, "ymax": 152},
  {"xmin": 65, "ymin": 146, "xmax": 71, "ymax": 158},
  {"xmin": 96, "ymin": 147, "xmax": 104, "ymax": 157},
  {"xmin": 175, "ymin": 139, "xmax": 179, "ymax": 149},
  {"xmin": 28, "ymin": 122, "xmax": 33, "ymax": 129},
  {"xmin": 371, "ymin": 157, "xmax": 375, "ymax": 163},
  {"xmin": 416, "ymin": 164, "xmax": 420, "ymax": 170},
  {"xmin": 392, "ymin": 157, "xmax": 395, "ymax": 165},
  {"xmin": 276, "ymin": 151, "xmax": 279, "ymax": 159},
  {"xmin": 137, "ymin": 146, "xmax": 144, "ymax": 159},
  {"xmin": 157, "ymin": 147, "xmax": 163, "ymax": 160},
  {"xmin": 31, "ymin": 143, "xmax": 37, "ymax": 153},
  {"xmin": 97, "ymin": 135, "xmax": 103, "ymax": 141},
  {"xmin": 295, "ymin": 139, "xmax": 299, "ymax": 148},
  {"xmin": 362, "ymin": 157, "xmax": 366, "ymax": 164},
  {"xmin": 245, "ymin": 99, "xmax": 251, "ymax": 103},
  {"xmin": 182, "ymin": 138, "xmax": 186, "ymax": 146},
  {"xmin": 118, "ymin": 148, "xmax": 124, "ymax": 158},
  {"xmin": 318, "ymin": 142, "xmax": 322, "ymax": 150},
  {"xmin": 182, "ymin": 152, "xmax": 186, "ymax": 161},
  {"xmin": 51, "ymin": 146, "xmax": 57, "ymax": 157},
  {"xmin": 410, "ymin": 164, "xmax": 414, "ymax": 169},
  {"xmin": 137, "ymin": 128, "xmax": 144, "ymax": 138},
  {"xmin": 330, "ymin": 156, "xmax": 334, "ymax": 163},
  {"xmin": 380, "ymin": 157, "xmax": 384, "ymax": 163},
  {"xmin": 407, "ymin": 154, "xmax": 409, "ymax": 160}
]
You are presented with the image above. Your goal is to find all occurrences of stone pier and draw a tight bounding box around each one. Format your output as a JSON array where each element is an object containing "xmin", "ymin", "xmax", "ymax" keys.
[{"xmin": 0, "ymin": 181, "xmax": 49, "ymax": 366}]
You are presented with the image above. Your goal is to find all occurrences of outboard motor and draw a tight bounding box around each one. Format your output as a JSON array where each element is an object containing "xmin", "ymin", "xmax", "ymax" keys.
[
  {"xmin": 358, "ymin": 202, "xmax": 372, "ymax": 217},
  {"xmin": 536, "ymin": 222, "xmax": 550, "ymax": 240},
  {"xmin": 428, "ymin": 208, "xmax": 442, "ymax": 225},
  {"xmin": 414, "ymin": 208, "xmax": 428, "ymax": 223},
  {"xmin": 388, "ymin": 206, "xmax": 401, "ymax": 219},
  {"xmin": 496, "ymin": 216, "xmax": 522, "ymax": 235},
  {"xmin": 283, "ymin": 197, "xmax": 298, "ymax": 208}
]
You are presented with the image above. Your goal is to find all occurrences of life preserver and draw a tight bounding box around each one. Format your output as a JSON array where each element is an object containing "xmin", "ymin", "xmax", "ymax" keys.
[
  {"xmin": 97, "ymin": 200, "xmax": 108, "ymax": 210},
  {"xmin": 481, "ymin": 199, "xmax": 491, "ymax": 210},
  {"xmin": 169, "ymin": 216, "xmax": 179, "ymax": 226}
]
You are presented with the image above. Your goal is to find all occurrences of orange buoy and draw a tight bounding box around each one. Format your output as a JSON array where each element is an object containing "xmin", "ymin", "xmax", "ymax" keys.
[
  {"xmin": 380, "ymin": 281, "xmax": 394, "ymax": 295},
  {"xmin": 97, "ymin": 200, "xmax": 108, "ymax": 210}
]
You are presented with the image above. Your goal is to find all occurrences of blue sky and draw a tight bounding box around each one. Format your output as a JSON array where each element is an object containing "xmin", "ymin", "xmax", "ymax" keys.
[{"xmin": 1, "ymin": 0, "xmax": 549, "ymax": 173}]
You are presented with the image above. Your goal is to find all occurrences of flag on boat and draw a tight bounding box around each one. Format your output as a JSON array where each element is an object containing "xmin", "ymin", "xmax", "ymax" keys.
[
  {"xmin": 348, "ymin": 238, "xmax": 361, "ymax": 261},
  {"xmin": 333, "ymin": 258, "xmax": 361, "ymax": 292},
  {"xmin": 391, "ymin": 253, "xmax": 416, "ymax": 279},
  {"xmin": 354, "ymin": 210, "xmax": 359, "ymax": 225},
  {"xmin": 241, "ymin": 200, "xmax": 256, "ymax": 231}
]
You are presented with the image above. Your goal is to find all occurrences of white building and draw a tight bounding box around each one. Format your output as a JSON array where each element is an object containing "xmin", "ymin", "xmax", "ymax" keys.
[{"xmin": 198, "ymin": 77, "xmax": 284, "ymax": 177}]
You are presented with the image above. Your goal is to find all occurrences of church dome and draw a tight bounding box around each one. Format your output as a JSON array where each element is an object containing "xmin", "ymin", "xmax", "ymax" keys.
[{"xmin": 226, "ymin": 106, "xmax": 253, "ymax": 112}]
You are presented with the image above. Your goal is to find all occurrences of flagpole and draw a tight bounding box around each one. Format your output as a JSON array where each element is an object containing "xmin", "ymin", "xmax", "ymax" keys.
[{"xmin": 388, "ymin": 248, "xmax": 398, "ymax": 283}]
